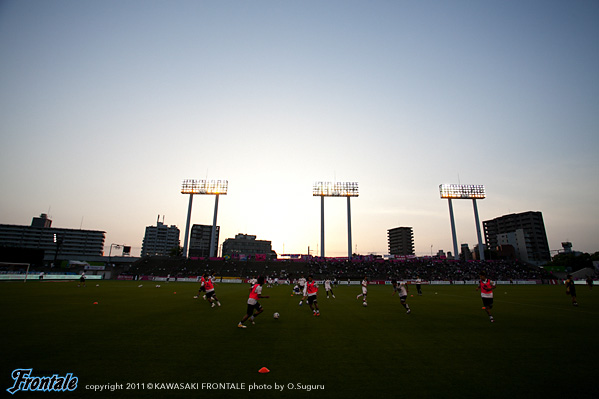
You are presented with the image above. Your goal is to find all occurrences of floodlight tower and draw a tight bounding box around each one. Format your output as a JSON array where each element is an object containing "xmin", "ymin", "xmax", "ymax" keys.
[
  {"xmin": 181, "ymin": 179, "xmax": 228, "ymax": 258},
  {"xmin": 439, "ymin": 184, "xmax": 486, "ymax": 261},
  {"xmin": 313, "ymin": 182, "xmax": 359, "ymax": 259}
]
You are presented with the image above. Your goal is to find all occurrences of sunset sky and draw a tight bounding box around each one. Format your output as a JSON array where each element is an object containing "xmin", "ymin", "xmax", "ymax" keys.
[{"xmin": 1, "ymin": 0, "xmax": 598, "ymax": 257}]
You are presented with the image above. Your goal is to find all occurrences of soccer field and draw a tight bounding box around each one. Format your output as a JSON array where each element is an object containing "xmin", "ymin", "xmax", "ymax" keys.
[{"xmin": 1, "ymin": 280, "xmax": 597, "ymax": 398}]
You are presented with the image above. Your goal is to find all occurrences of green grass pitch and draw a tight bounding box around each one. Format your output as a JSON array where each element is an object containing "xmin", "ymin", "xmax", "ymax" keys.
[{"xmin": 1, "ymin": 280, "xmax": 597, "ymax": 398}]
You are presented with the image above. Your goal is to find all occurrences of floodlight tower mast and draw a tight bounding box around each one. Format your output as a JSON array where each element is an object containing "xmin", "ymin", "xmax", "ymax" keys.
[
  {"xmin": 447, "ymin": 199, "xmax": 459, "ymax": 260},
  {"xmin": 181, "ymin": 179, "xmax": 228, "ymax": 258},
  {"xmin": 182, "ymin": 194, "xmax": 194, "ymax": 258},
  {"xmin": 347, "ymin": 196, "xmax": 353, "ymax": 259},
  {"xmin": 209, "ymin": 193, "xmax": 220, "ymax": 258},
  {"xmin": 320, "ymin": 195, "xmax": 325, "ymax": 258},
  {"xmin": 472, "ymin": 198, "xmax": 484, "ymax": 261},
  {"xmin": 313, "ymin": 182, "xmax": 359, "ymax": 259},
  {"xmin": 439, "ymin": 184, "xmax": 486, "ymax": 261}
]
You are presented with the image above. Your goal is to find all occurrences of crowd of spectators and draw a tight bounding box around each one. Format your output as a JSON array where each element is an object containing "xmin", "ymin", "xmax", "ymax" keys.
[
  {"xmin": 298, "ymin": 258, "xmax": 555, "ymax": 281},
  {"xmin": 125, "ymin": 256, "xmax": 557, "ymax": 282}
]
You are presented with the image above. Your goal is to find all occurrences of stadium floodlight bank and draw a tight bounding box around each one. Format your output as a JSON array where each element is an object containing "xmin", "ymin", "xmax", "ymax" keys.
[
  {"xmin": 313, "ymin": 182, "xmax": 359, "ymax": 197},
  {"xmin": 439, "ymin": 184, "xmax": 485, "ymax": 199},
  {"xmin": 439, "ymin": 184, "xmax": 486, "ymax": 261},
  {"xmin": 181, "ymin": 179, "xmax": 228, "ymax": 258},
  {"xmin": 181, "ymin": 179, "xmax": 228, "ymax": 195},
  {"xmin": 313, "ymin": 181, "xmax": 359, "ymax": 259}
]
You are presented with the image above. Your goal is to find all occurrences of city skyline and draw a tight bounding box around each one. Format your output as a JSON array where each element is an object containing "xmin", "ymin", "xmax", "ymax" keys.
[
  {"xmin": 0, "ymin": 186, "xmax": 591, "ymax": 259},
  {"xmin": 1, "ymin": 1, "xmax": 598, "ymax": 257}
]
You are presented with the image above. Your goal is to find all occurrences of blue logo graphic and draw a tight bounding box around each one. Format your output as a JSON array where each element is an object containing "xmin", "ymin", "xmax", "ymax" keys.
[{"xmin": 7, "ymin": 369, "xmax": 78, "ymax": 394}]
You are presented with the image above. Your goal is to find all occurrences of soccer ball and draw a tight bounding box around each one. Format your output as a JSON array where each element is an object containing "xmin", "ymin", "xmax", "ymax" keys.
[
  {"xmin": 155, "ymin": 284, "xmax": 161, "ymax": 288},
  {"xmin": 273, "ymin": 312, "xmax": 280, "ymax": 319},
  {"xmin": 362, "ymin": 302, "xmax": 368, "ymax": 307}
]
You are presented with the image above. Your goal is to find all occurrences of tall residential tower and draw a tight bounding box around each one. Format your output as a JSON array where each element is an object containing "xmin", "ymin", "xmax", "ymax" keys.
[
  {"xmin": 141, "ymin": 216, "xmax": 180, "ymax": 257},
  {"xmin": 387, "ymin": 227, "xmax": 415, "ymax": 256},
  {"xmin": 483, "ymin": 211, "xmax": 550, "ymax": 265}
]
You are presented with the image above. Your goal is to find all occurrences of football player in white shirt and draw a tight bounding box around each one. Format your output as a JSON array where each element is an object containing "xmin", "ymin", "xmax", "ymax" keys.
[
  {"xmin": 298, "ymin": 275, "xmax": 307, "ymax": 306},
  {"xmin": 391, "ymin": 280, "xmax": 411, "ymax": 314},
  {"xmin": 324, "ymin": 278, "xmax": 335, "ymax": 299},
  {"xmin": 298, "ymin": 276, "xmax": 306, "ymax": 290},
  {"xmin": 356, "ymin": 276, "xmax": 368, "ymax": 305},
  {"xmin": 415, "ymin": 276, "xmax": 423, "ymax": 296},
  {"xmin": 78, "ymin": 272, "xmax": 86, "ymax": 288}
]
